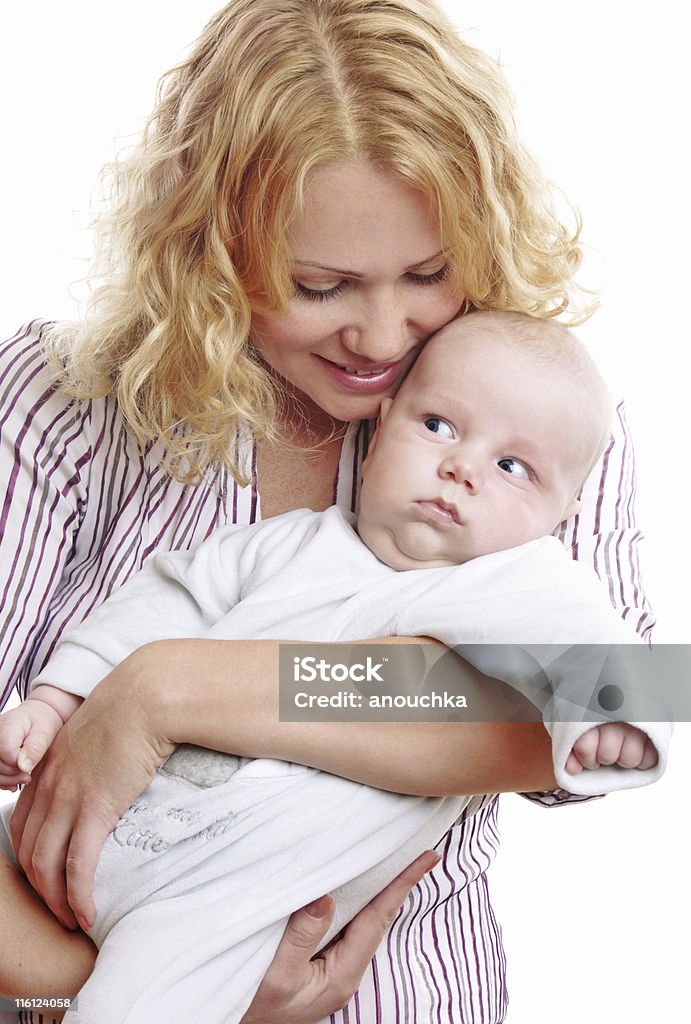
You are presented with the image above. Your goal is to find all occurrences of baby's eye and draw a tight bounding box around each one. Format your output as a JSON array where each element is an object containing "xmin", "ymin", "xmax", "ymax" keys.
[
  {"xmin": 497, "ymin": 457, "xmax": 530, "ymax": 479},
  {"xmin": 424, "ymin": 416, "xmax": 454, "ymax": 438}
]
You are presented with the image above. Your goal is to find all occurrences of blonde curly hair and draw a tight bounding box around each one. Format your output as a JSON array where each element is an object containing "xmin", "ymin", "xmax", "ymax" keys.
[{"xmin": 49, "ymin": 0, "xmax": 592, "ymax": 483}]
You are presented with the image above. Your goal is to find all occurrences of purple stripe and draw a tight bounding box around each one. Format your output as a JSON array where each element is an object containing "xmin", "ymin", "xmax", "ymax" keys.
[
  {"xmin": 0, "ymin": 485, "xmax": 75, "ymax": 684},
  {"xmin": 371, "ymin": 953, "xmax": 382, "ymax": 1022},
  {"xmin": 0, "ymin": 372, "xmax": 55, "ymax": 533},
  {"xmin": 0, "ymin": 347, "xmax": 41, "ymax": 432},
  {"xmin": 401, "ymin": 883, "xmax": 421, "ymax": 1023},
  {"xmin": 427, "ymin": 831, "xmax": 458, "ymax": 1024},
  {"xmin": 418, "ymin": 860, "xmax": 448, "ymax": 1020},
  {"xmin": 0, "ymin": 397, "xmax": 82, "ymax": 607},
  {"xmin": 232, "ymin": 433, "xmax": 240, "ymax": 523},
  {"xmin": 0, "ymin": 322, "xmax": 52, "ymax": 414},
  {"xmin": 145, "ymin": 480, "xmax": 198, "ymax": 557},
  {"xmin": 350, "ymin": 423, "xmax": 362, "ymax": 513},
  {"xmin": 440, "ymin": 813, "xmax": 473, "ymax": 1022},
  {"xmin": 332, "ymin": 452, "xmax": 340, "ymax": 506},
  {"xmin": 591, "ymin": 439, "xmax": 612, "ymax": 573},
  {"xmin": 145, "ymin": 470, "xmax": 175, "ymax": 526},
  {"xmin": 249, "ymin": 440, "xmax": 259, "ymax": 523},
  {"xmin": 45, "ymin": 427, "xmax": 147, "ymax": 611},
  {"xmin": 0, "ymin": 497, "xmax": 77, "ymax": 705},
  {"xmin": 471, "ymin": 809, "xmax": 499, "ymax": 1018},
  {"xmin": 611, "ymin": 407, "xmax": 633, "ymax": 607}
]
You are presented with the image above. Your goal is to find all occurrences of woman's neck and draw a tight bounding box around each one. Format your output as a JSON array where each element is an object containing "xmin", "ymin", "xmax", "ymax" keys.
[
  {"xmin": 255, "ymin": 374, "xmax": 350, "ymax": 518},
  {"xmin": 255, "ymin": 429, "xmax": 345, "ymax": 519},
  {"xmin": 274, "ymin": 379, "xmax": 347, "ymax": 448}
]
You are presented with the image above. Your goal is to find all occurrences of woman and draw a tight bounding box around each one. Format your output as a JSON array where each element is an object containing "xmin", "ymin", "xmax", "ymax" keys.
[{"xmin": 0, "ymin": 1, "xmax": 652, "ymax": 1021}]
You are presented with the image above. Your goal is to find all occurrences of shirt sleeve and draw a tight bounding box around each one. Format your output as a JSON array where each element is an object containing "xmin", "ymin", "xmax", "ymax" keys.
[
  {"xmin": 521, "ymin": 400, "xmax": 656, "ymax": 806},
  {"xmin": 31, "ymin": 525, "xmax": 251, "ymax": 699},
  {"xmin": 0, "ymin": 321, "xmax": 92, "ymax": 707}
]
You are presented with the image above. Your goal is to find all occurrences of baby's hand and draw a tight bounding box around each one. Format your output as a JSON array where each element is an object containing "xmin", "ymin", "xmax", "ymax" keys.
[
  {"xmin": 566, "ymin": 723, "xmax": 658, "ymax": 776},
  {"xmin": 0, "ymin": 699, "xmax": 64, "ymax": 789}
]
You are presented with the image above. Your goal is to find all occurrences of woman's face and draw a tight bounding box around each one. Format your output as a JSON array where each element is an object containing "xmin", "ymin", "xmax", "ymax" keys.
[{"xmin": 251, "ymin": 161, "xmax": 464, "ymax": 424}]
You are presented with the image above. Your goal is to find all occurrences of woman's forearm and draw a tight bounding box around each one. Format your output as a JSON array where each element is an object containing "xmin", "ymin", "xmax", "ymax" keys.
[{"xmin": 133, "ymin": 638, "xmax": 556, "ymax": 796}]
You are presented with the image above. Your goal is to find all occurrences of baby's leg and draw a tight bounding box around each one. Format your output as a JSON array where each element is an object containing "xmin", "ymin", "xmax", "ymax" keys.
[
  {"xmin": 65, "ymin": 757, "xmax": 464, "ymax": 1024},
  {"xmin": 0, "ymin": 854, "xmax": 96, "ymax": 1015},
  {"xmin": 64, "ymin": 881, "xmax": 284, "ymax": 1024}
]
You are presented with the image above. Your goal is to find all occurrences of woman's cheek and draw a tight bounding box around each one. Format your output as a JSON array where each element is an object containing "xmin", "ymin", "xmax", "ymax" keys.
[
  {"xmin": 430, "ymin": 290, "xmax": 466, "ymax": 333},
  {"xmin": 281, "ymin": 303, "xmax": 337, "ymax": 349}
]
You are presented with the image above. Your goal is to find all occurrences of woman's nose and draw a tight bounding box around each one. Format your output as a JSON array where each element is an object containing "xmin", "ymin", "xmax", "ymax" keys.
[
  {"xmin": 340, "ymin": 294, "xmax": 413, "ymax": 364},
  {"xmin": 439, "ymin": 450, "xmax": 483, "ymax": 493}
]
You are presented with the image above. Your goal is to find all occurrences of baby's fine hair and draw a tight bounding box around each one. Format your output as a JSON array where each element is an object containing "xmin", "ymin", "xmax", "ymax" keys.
[
  {"xmin": 449, "ymin": 310, "xmax": 613, "ymax": 487},
  {"xmin": 49, "ymin": 0, "xmax": 593, "ymax": 483}
]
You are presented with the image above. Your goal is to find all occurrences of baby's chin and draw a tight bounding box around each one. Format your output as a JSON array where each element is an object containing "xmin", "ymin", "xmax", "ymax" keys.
[{"xmin": 358, "ymin": 520, "xmax": 470, "ymax": 571}]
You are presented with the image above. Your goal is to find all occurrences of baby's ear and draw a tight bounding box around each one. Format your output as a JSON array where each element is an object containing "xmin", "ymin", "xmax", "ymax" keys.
[
  {"xmin": 362, "ymin": 398, "xmax": 393, "ymax": 475},
  {"xmin": 562, "ymin": 497, "xmax": 581, "ymax": 521}
]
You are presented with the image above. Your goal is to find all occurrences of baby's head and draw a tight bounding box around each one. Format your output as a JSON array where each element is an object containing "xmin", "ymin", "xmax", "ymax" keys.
[{"xmin": 358, "ymin": 310, "xmax": 611, "ymax": 570}]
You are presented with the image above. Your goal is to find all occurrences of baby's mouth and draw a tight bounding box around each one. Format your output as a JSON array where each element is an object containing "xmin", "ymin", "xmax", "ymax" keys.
[{"xmin": 417, "ymin": 499, "xmax": 461, "ymax": 525}]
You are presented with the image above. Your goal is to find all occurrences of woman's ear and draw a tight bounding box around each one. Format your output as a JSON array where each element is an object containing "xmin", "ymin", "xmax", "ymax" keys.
[{"xmin": 362, "ymin": 398, "xmax": 393, "ymax": 475}]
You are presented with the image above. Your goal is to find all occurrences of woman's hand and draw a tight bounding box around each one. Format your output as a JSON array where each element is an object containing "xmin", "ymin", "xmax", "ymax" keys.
[
  {"xmin": 9, "ymin": 655, "xmax": 174, "ymax": 931},
  {"xmin": 241, "ymin": 850, "xmax": 440, "ymax": 1024}
]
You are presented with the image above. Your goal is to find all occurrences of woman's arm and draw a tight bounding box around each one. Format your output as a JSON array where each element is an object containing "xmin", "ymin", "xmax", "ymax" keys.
[
  {"xmin": 10, "ymin": 635, "xmax": 554, "ymax": 930},
  {"xmin": 151, "ymin": 637, "xmax": 555, "ymax": 796}
]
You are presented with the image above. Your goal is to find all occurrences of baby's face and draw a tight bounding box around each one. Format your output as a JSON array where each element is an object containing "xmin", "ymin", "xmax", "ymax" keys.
[{"xmin": 357, "ymin": 323, "xmax": 586, "ymax": 570}]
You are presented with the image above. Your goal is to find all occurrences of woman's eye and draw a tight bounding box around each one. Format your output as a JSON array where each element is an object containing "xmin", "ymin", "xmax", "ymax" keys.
[
  {"xmin": 293, "ymin": 279, "xmax": 346, "ymax": 302},
  {"xmin": 497, "ymin": 457, "xmax": 530, "ymax": 479},
  {"xmin": 406, "ymin": 265, "xmax": 449, "ymax": 286},
  {"xmin": 424, "ymin": 416, "xmax": 454, "ymax": 438}
]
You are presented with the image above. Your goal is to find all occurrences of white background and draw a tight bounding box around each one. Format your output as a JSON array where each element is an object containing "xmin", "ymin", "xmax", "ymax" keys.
[{"xmin": 1, "ymin": 3, "xmax": 688, "ymax": 1022}]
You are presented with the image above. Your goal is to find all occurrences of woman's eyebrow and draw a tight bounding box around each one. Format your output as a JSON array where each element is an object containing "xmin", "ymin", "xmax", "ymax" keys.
[
  {"xmin": 294, "ymin": 260, "xmax": 363, "ymax": 277},
  {"xmin": 405, "ymin": 250, "xmax": 446, "ymax": 271},
  {"xmin": 293, "ymin": 250, "xmax": 447, "ymax": 278}
]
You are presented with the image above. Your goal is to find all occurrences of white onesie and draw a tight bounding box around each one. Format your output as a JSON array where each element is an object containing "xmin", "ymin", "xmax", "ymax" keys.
[{"xmin": 17, "ymin": 506, "xmax": 668, "ymax": 1023}]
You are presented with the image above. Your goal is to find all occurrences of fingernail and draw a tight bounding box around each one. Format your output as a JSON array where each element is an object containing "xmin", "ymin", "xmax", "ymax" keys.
[
  {"xmin": 77, "ymin": 914, "xmax": 91, "ymax": 933},
  {"xmin": 305, "ymin": 895, "xmax": 332, "ymax": 918},
  {"xmin": 423, "ymin": 850, "xmax": 442, "ymax": 869}
]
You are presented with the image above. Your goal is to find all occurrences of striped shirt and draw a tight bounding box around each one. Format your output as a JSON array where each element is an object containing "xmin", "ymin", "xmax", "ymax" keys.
[{"xmin": 1, "ymin": 320, "xmax": 654, "ymax": 1023}]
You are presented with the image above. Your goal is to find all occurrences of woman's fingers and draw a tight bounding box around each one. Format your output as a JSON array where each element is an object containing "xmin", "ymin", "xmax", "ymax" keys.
[
  {"xmin": 65, "ymin": 815, "xmax": 120, "ymax": 931},
  {"xmin": 241, "ymin": 850, "xmax": 440, "ymax": 1024},
  {"xmin": 242, "ymin": 895, "xmax": 337, "ymax": 1022},
  {"xmin": 9, "ymin": 665, "xmax": 173, "ymax": 931},
  {"xmin": 11, "ymin": 759, "xmax": 80, "ymax": 929},
  {"xmin": 330, "ymin": 850, "xmax": 440, "ymax": 972}
]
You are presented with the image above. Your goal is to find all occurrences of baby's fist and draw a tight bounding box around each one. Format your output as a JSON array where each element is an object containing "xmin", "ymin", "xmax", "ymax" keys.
[
  {"xmin": 0, "ymin": 701, "xmax": 62, "ymax": 789},
  {"xmin": 566, "ymin": 723, "xmax": 658, "ymax": 775}
]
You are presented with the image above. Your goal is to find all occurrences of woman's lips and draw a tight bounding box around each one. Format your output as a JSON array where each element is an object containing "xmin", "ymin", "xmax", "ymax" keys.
[
  {"xmin": 417, "ymin": 500, "xmax": 461, "ymax": 526},
  {"xmin": 317, "ymin": 355, "xmax": 406, "ymax": 393}
]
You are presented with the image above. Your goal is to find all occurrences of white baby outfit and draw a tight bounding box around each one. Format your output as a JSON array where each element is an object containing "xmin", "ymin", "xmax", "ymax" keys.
[{"xmin": 1, "ymin": 507, "xmax": 669, "ymax": 1023}]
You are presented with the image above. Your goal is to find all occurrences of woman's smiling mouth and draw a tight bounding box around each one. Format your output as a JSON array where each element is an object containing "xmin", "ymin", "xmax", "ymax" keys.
[{"xmin": 318, "ymin": 355, "xmax": 407, "ymax": 393}]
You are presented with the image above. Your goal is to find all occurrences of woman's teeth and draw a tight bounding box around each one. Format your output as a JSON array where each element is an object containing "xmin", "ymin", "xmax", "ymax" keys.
[{"xmin": 342, "ymin": 366, "xmax": 384, "ymax": 376}]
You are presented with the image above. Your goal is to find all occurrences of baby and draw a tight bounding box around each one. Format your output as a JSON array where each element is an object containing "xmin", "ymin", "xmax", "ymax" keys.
[{"xmin": 0, "ymin": 311, "xmax": 667, "ymax": 1022}]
